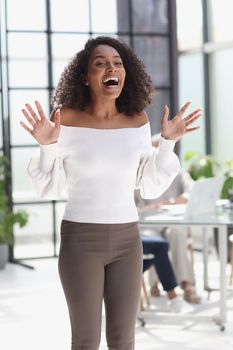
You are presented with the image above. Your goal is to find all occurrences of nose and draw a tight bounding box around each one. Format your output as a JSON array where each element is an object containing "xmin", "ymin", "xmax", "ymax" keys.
[{"xmin": 106, "ymin": 62, "xmax": 116, "ymax": 72}]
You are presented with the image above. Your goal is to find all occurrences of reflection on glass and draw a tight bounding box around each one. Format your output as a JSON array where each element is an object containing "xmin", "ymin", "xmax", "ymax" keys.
[
  {"xmin": 52, "ymin": 34, "xmax": 89, "ymax": 86},
  {"xmin": 132, "ymin": 0, "xmax": 168, "ymax": 33},
  {"xmin": 50, "ymin": 0, "xmax": 90, "ymax": 32},
  {"xmin": 91, "ymin": 0, "xmax": 117, "ymax": 33},
  {"xmin": 146, "ymin": 90, "xmax": 170, "ymax": 135},
  {"xmin": 211, "ymin": 0, "xmax": 233, "ymax": 43},
  {"xmin": 212, "ymin": 49, "xmax": 233, "ymax": 161},
  {"xmin": 7, "ymin": 0, "xmax": 46, "ymax": 30},
  {"xmin": 133, "ymin": 36, "xmax": 170, "ymax": 87},
  {"xmin": 178, "ymin": 54, "xmax": 205, "ymax": 160},
  {"xmin": 13, "ymin": 203, "xmax": 54, "ymax": 259},
  {"xmin": 177, "ymin": 0, "xmax": 203, "ymax": 51},
  {"xmin": 10, "ymin": 90, "xmax": 49, "ymax": 146}
]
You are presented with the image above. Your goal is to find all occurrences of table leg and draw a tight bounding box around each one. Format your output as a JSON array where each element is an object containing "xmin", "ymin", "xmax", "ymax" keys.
[
  {"xmin": 202, "ymin": 226, "xmax": 210, "ymax": 292},
  {"xmin": 216, "ymin": 225, "xmax": 227, "ymax": 330}
]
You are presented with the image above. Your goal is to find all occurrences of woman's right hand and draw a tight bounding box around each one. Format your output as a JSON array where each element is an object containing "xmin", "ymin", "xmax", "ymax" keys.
[{"xmin": 20, "ymin": 100, "xmax": 61, "ymax": 145}]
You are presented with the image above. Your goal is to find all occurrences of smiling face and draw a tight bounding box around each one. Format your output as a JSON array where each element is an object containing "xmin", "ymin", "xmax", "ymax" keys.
[{"xmin": 85, "ymin": 45, "xmax": 126, "ymax": 101}]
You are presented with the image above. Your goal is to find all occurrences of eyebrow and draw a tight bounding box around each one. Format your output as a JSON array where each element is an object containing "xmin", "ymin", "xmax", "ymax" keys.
[{"xmin": 92, "ymin": 55, "xmax": 121, "ymax": 60}]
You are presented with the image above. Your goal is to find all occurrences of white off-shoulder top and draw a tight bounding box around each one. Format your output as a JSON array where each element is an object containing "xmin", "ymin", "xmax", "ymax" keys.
[{"xmin": 27, "ymin": 122, "xmax": 180, "ymax": 223}]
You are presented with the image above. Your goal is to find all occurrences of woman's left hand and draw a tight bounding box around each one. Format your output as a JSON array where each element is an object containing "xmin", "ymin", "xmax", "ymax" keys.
[{"xmin": 160, "ymin": 101, "xmax": 201, "ymax": 141}]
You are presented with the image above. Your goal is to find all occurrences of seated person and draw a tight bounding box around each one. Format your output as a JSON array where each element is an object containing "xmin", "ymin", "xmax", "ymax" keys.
[
  {"xmin": 136, "ymin": 134, "xmax": 201, "ymax": 304},
  {"xmin": 141, "ymin": 234, "xmax": 192, "ymax": 313}
]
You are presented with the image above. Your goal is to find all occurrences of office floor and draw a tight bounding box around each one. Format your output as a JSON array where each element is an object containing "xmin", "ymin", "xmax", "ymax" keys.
[{"xmin": 0, "ymin": 252, "xmax": 233, "ymax": 350}]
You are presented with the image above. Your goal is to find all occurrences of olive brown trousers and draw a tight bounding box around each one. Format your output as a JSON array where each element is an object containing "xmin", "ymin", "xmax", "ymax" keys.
[{"xmin": 58, "ymin": 220, "xmax": 143, "ymax": 350}]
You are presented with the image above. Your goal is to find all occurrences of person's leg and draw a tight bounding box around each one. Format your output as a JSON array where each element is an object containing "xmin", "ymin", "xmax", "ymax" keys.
[
  {"xmin": 104, "ymin": 222, "xmax": 143, "ymax": 350},
  {"xmin": 165, "ymin": 227, "xmax": 195, "ymax": 285},
  {"xmin": 141, "ymin": 235, "xmax": 177, "ymax": 294},
  {"xmin": 58, "ymin": 220, "xmax": 106, "ymax": 350}
]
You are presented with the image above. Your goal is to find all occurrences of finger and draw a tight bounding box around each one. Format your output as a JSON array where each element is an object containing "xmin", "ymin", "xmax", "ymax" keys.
[
  {"xmin": 185, "ymin": 113, "xmax": 202, "ymax": 127},
  {"xmin": 22, "ymin": 108, "xmax": 36, "ymax": 126},
  {"xmin": 20, "ymin": 121, "xmax": 33, "ymax": 134},
  {"xmin": 186, "ymin": 126, "xmax": 200, "ymax": 133},
  {"xmin": 35, "ymin": 100, "xmax": 46, "ymax": 120},
  {"xmin": 161, "ymin": 105, "xmax": 169, "ymax": 121},
  {"xmin": 54, "ymin": 109, "xmax": 61, "ymax": 128},
  {"xmin": 184, "ymin": 108, "xmax": 202, "ymax": 122},
  {"xmin": 177, "ymin": 101, "xmax": 192, "ymax": 117},
  {"xmin": 25, "ymin": 103, "xmax": 40, "ymax": 122}
]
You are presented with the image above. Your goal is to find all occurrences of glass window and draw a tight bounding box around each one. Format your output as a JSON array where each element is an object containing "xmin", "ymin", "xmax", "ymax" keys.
[
  {"xmin": 178, "ymin": 54, "xmax": 205, "ymax": 163},
  {"xmin": 13, "ymin": 203, "xmax": 54, "ymax": 259},
  {"xmin": 0, "ymin": 95, "xmax": 2, "ymax": 149},
  {"xmin": 91, "ymin": 0, "xmax": 117, "ymax": 33},
  {"xmin": 132, "ymin": 0, "xmax": 168, "ymax": 34},
  {"xmin": 10, "ymin": 90, "xmax": 49, "ymax": 146},
  {"xmin": 11, "ymin": 147, "xmax": 43, "ymax": 202},
  {"xmin": 7, "ymin": 0, "xmax": 46, "ymax": 30},
  {"xmin": 133, "ymin": 36, "xmax": 170, "ymax": 87},
  {"xmin": 211, "ymin": 0, "xmax": 233, "ymax": 43},
  {"xmin": 52, "ymin": 34, "xmax": 89, "ymax": 87},
  {"xmin": 211, "ymin": 48, "xmax": 233, "ymax": 162},
  {"xmin": 50, "ymin": 0, "xmax": 90, "ymax": 32},
  {"xmin": 146, "ymin": 90, "xmax": 170, "ymax": 136},
  {"xmin": 116, "ymin": 0, "xmax": 130, "ymax": 33},
  {"xmin": 55, "ymin": 202, "xmax": 67, "ymax": 255},
  {"xmin": 176, "ymin": 0, "xmax": 203, "ymax": 51},
  {"xmin": 8, "ymin": 33, "xmax": 48, "ymax": 88}
]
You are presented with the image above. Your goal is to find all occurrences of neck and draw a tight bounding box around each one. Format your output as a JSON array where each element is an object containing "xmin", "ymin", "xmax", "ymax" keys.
[{"xmin": 86, "ymin": 99, "xmax": 119, "ymax": 120}]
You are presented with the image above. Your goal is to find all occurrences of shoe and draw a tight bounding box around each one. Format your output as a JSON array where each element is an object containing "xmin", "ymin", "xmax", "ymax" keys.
[
  {"xmin": 183, "ymin": 286, "xmax": 201, "ymax": 304},
  {"xmin": 150, "ymin": 284, "xmax": 160, "ymax": 297},
  {"xmin": 168, "ymin": 296, "xmax": 193, "ymax": 313}
]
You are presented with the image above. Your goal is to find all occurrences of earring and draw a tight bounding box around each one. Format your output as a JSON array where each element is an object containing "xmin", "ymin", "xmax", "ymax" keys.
[{"xmin": 85, "ymin": 82, "xmax": 89, "ymax": 86}]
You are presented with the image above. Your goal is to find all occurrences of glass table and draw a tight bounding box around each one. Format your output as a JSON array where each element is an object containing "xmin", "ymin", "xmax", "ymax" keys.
[{"xmin": 139, "ymin": 203, "xmax": 233, "ymax": 331}]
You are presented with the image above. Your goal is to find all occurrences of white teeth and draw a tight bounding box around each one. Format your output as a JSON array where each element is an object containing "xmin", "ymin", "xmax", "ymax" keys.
[{"xmin": 103, "ymin": 77, "xmax": 118, "ymax": 83}]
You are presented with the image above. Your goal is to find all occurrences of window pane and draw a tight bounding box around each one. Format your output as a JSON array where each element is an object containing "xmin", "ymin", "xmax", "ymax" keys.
[
  {"xmin": 0, "ymin": 95, "xmax": 2, "ymax": 148},
  {"xmin": 117, "ymin": 0, "xmax": 130, "ymax": 33},
  {"xmin": 91, "ymin": 0, "xmax": 117, "ymax": 33},
  {"xmin": 13, "ymin": 203, "xmax": 54, "ymax": 259},
  {"xmin": 132, "ymin": 0, "xmax": 168, "ymax": 34},
  {"xmin": 55, "ymin": 202, "xmax": 67, "ymax": 255},
  {"xmin": 211, "ymin": 0, "xmax": 233, "ymax": 43},
  {"xmin": 52, "ymin": 34, "xmax": 89, "ymax": 87},
  {"xmin": 212, "ymin": 49, "xmax": 233, "ymax": 162},
  {"xmin": 146, "ymin": 90, "xmax": 170, "ymax": 135},
  {"xmin": 8, "ymin": 33, "xmax": 48, "ymax": 88},
  {"xmin": 7, "ymin": 0, "xmax": 46, "ymax": 30},
  {"xmin": 178, "ymin": 54, "xmax": 205, "ymax": 162},
  {"xmin": 50, "ymin": 0, "xmax": 90, "ymax": 32},
  {"xmin": 133, "ymin": 36, "xmax": 170, "ymax": 87},
  {"xmin": 176, "ymin": 0, "xmax": 203, "ymax": 51},
  {"xmin": 10, "ymin": 90, "xmax": 49, "ymax": 146},
  {"xmin": 11, "ymin": 147, "xmax": 43, "ymax": 202}
]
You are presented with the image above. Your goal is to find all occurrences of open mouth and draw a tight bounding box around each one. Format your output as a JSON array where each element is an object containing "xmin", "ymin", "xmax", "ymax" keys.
[{"xmin": 103, "ymin": 77, "xmax": 119, "ymax": 87}]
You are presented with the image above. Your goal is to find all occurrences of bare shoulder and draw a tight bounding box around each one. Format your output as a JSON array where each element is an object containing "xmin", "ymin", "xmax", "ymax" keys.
[
  {"xmin": 131, "ymin": 111, "xmax": 149, "ymax": 127},
  {"xmin": 50, "ymin": 107, "xmax": 83, "ymax": 125}
]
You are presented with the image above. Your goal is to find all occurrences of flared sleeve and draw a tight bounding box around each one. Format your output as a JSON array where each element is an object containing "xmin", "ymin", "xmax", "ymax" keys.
[
  {"xmin": 136, "ymin": 136, "xmax": 180, "ymax": 199},
  {"xmin": 27, "ymin": 143, "xmax": 67, "ymax": 199}
]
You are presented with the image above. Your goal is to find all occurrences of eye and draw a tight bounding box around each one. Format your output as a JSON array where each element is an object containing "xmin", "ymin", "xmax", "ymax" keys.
[
  {"xmin": 115, "ymin": 61, "xmax": 123, "ymax": 67},
  {"xmin": 95, "ymin": 61, "xmax": 106, "ymax": 67}
]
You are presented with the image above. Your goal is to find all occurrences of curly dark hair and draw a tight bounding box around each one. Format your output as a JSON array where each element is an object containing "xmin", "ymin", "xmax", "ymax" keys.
[{"xmin": 51, "ymin": 36, "xmax": 155, "ymax": 116}]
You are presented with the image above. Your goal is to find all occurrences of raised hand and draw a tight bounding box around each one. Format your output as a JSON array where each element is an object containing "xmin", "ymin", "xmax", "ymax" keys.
[
  {"xmin": 20, "ymin": 101, "xmax": 61, "ymax": 145},
  {"xmin": 160, "ymin": 101, "xmax": 201, "ymax": 142}
]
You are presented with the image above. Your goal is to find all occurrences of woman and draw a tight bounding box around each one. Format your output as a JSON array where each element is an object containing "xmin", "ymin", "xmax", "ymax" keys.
[{"xmin": 20, "ymin": 36, "xmax": 201, "ymax": 350}]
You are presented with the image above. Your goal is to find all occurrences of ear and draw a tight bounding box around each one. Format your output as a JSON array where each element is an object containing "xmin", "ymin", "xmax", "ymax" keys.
[{"xmin": 83, "ymin": 75, "xmax": 89, "ymax": 86}]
